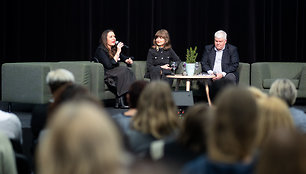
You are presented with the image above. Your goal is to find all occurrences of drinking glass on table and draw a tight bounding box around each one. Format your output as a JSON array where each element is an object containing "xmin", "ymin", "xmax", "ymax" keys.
[
  {"xmin": 171, "ymin": 61, "xmax": 177, "ymax": 73},
  {"xmin": 182, "ymin": 62, "xmax": 187, "ymax": 76},
  {"xmin": 195, "ymin": 62, "xmax": 200, "ymax": 75}
]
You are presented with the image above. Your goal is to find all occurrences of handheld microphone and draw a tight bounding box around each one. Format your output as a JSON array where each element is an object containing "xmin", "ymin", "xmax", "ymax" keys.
[{"xmin": 115, "ymin": 41, "xmax": 129, "ymax": 48}]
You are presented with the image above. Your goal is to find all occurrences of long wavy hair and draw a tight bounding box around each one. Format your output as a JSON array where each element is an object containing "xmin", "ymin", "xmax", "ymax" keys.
[
  {"xmin": 152, "ymin": 29, "xmax": 172, "ymax": 50},
  {"xmin": 37, "ymin": 99, "xmax": 124, "ymax": 174},
  {"xmin": 100, "ymin": 29, "xmax": 117, "ymax": 58},
  {"xmin": 208, "ymin": 87, "xmax": 258, "ymax": 163},
  {"xmin": 131, "ymin": 81, "xmax": 179, "ymax": 139},
  {"xmin": 178, "ymin": 103, "xmax": 212, "ymax": 153},
  {"xmin": 256, "ymin": 96, "xmax": 295, "ymax": 148}
]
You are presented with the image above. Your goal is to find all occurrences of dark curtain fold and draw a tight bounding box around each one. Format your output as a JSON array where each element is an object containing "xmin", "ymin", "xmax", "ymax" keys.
[{"xmin": 1, "ymin": 0, "xmax": 305, "ymax": 64}]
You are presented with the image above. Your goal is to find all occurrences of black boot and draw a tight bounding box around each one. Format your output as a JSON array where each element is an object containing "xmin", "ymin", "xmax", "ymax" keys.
[
  {"xmin": 114, "ymin": 97, "xmax": 120, "ymax": 109},
  {"xmin": 119, "ymin": 96, "xmax": 129, "ymax": 109}
]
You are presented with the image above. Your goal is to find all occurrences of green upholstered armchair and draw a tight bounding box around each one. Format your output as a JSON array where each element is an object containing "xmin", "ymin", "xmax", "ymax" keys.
[
  {"xmin": 2, "ymin": 63, "xmax": 52, "ymax": 104},
  {"xmin": 238, "ymin": 62, "xmax": 250, "ymax": 86},
  {"xmin": 2, "ymin": 62, "xmax": 102, "ymax": 104},
  {"xmin": 251, "ymin": 62, "xmax": 306, "ymax": 98}
]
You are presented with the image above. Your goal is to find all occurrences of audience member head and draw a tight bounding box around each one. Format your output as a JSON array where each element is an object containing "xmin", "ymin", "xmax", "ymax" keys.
[
  {"xmin": 129, "ymin": 159, "xmax": 177, "ymax": 174},
  {"xmin": 178, "ymin": 103, "xmax": 212, "ymax": 153},
  {"xmin": 152, "ymin": 29, "xmax": 171, "ymax": 50},
  {"xmin": 127, "ymin": 80, "xmax": 149, "ymax": 109},
  {"xmin": 208, "ymin": 87, "xmax": 258, "ymax": 163},
  {"xmin": 210, "ymin": 78, "xmax": 235, "ymax": 103},
  {"xmin": 269, "ymin": 78, "xmax": 297, "ymax": 106},
  {"xmin": 256, "ymin": 129, "xmax": 306, "ymax": 174},
  {"xmin": 214, "ymin": 30, "xmax": 227, "ymax": 51},
  {"xmin": 256, "ymin": 96, "xmax": 295, "ymax": 147},
  {"xmin": 37, "ymin": 99, "xmax": 124, "ymax": 174},
  {"xmin": 48, "ymin": 83, "xmax": 101, "ymax": 118},
  {"xmin": 132, "ymin": 81, "xmax": 179, "ymax": 139},
  {"xmin": 46, "ymin": 69, "xmax": 75, "ymax": 94},
  {"xmin": 248, "ymin": 86, "xmax": 268, "ymax": 100}
]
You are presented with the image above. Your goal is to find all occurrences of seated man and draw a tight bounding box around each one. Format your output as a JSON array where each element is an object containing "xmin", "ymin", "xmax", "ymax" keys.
[{"xmin": 201, "ymin": 30, "xmax": 239, "ymax": 84}]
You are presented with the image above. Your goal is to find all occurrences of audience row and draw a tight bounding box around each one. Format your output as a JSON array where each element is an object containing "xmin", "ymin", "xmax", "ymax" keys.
[{"xmin": 1, "ymin": 67, "xmax": 306, "ymax": 174}]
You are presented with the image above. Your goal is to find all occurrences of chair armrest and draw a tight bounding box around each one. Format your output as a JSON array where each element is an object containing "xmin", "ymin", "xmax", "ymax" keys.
[
  {"xmin": 57, "ymin": 61, "xmax": 105, "ymax": 100},
  {"xmin": 251, "ymin": 63, "xmax": 270, "ymax": 89},
  {"xmin": 1, "ymin": 63, "xmax": 52, "ymax": 104},
  {"xmin": 238, "ymin": 63, "xmax": 250, "ymax": 86},
  {"xmin": 299, "ymin": 66, "xmax": 306, "ymax": 90},
  {"xmin": 130, "ymin": 61, "xmax": 147, "ymax": 80}
]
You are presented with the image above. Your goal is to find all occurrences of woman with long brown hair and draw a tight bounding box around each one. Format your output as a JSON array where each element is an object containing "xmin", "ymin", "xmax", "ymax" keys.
[
  {"xmin": 127, "ymin": 81, "xmax": 179, "ymax": 155},
  {"xmin": 183, "ymin": 87, "xmax": 259, "ymax": 174},
  {"xmin": 144, "ymin": 29, "xmax": 181, "ymax": 83},
  {"xmin": 95, "ymin": 29, "xmax": 136, "ymax": 109},
  {"xmin": 37, "ymin": 99, "xmax": 125, "ymax": 174}
]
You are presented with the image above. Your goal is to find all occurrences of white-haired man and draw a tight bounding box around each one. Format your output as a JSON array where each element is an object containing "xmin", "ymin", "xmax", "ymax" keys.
[
  {"xmin": 46, "ymin": 68, "xmax": 75, "ymax": 95},
  {"xmin": 201, "ymin": 30, "xmax": 240, "ymax": 83},
  {"xmin": 31, "ymin": 69, "xmax": 75, "ymax": 150}
]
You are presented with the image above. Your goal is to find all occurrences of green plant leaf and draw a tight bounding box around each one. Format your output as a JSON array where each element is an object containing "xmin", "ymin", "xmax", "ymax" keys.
[{"xmin": 186, "ymin": 46, "xmax": 198, "ymax": 63}]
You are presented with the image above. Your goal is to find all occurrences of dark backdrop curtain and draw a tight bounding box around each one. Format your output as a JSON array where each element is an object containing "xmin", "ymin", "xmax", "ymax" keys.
[{"xmin": 1, "ymin": 0, "xmax": 305, "ymax": 64}]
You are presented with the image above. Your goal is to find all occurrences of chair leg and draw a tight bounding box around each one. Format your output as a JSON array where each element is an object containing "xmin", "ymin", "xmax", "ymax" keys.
[{"xmin": 8, "ymin": 102, "xmax": 12, "ymax": 112}]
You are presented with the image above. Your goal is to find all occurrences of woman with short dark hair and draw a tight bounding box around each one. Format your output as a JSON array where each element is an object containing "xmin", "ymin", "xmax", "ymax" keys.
[{"xmin": 145, "ymin": 29, "xmax": 181, "ymax": 82}]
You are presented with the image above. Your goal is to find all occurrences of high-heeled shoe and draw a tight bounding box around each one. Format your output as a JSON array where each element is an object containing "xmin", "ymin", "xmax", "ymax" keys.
[
  {"xmin": 114, "ymin": 97, "xmax": 120, "ymax": 109},
  {"xmin": 119, "ymin": 96, "xmax": 129, "ymax": 109}
]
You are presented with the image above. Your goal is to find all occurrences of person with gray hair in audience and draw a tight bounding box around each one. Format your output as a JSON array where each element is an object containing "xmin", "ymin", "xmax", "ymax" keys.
[
  {"xmin": 45, "ymin": 68, "xmax": 75, "ymax": 95},
  {"xmin": 269, "ymin": 78, "xmax": 306, "ymax": 133},
  {"xmin": 31, "ymin": 69, "xmax": 75, "ymax": 152}
]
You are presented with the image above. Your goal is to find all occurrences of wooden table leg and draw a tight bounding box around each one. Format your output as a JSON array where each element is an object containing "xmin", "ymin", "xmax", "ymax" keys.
[
  {"xmin": 205, "ymin": 81, "xmax": 212, "ymax": 106},
  {"xmin": 186, "ymin": 80, "xmax": 191, "ymax": 91}
]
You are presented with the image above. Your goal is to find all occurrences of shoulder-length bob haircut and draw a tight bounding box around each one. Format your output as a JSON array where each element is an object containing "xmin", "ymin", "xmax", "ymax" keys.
[
  {"xmin": 131, "ymin": 81, "xmax": 179, "ymax": 139},
  {"xmin": 269, "ymin": 79, "xmax": 297, "ymax": 106},
  {"xmin": 152, "ymin": 29, "xmax": 172, "ymax": 50}
]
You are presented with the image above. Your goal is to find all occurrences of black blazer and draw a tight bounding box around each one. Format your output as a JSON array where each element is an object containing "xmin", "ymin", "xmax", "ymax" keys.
[
  {"xmin": 94, "ymin": 45, "xmax": 129, "ymax": 71},
  {"xmin": 144, "ymin": 48, "xmax": 181, "ymax": 79},
  {"xmin": 201, "ymin": 44, "xmax": 239, "ymax": 80}
]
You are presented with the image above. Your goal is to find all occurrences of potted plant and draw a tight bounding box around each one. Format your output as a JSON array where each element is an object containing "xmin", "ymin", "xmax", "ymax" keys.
[{"xmin": 185, "ymin": 46, "xmax": 198, "ymax": 76}]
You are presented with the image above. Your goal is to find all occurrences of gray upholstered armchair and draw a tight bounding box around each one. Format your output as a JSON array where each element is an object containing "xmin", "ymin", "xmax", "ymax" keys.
[{"xmin": 251, "ymin": 62, "xmax": 306, "ymax": 98}]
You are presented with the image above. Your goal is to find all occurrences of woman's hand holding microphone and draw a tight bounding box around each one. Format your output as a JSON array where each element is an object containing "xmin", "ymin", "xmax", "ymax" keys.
[{"xmin": 114, "ymin": 42, "xmax": 124, "ymax": 62}]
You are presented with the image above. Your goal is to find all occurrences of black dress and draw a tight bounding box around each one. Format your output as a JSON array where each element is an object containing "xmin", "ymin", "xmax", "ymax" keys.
[
  {"xmin": 95, "ymin": 45, "xmax": 136, "ymax": 97},
  {"xmin": 145, "ymin": 48, "xmax": 181, "ymax": 81}
]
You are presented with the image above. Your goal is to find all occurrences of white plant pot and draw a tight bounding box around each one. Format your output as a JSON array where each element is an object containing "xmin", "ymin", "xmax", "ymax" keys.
[{"xmin": 186, "ymin": 63, "xmax": 195, "ymax": 76}]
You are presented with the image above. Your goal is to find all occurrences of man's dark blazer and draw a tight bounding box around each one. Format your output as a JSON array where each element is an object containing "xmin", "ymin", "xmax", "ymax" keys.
[{"xmin": 201, "ymin": 43, "xmax": 240, "ymax": 81}]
